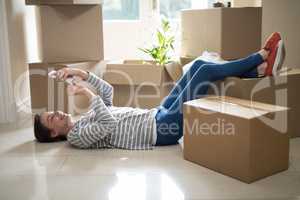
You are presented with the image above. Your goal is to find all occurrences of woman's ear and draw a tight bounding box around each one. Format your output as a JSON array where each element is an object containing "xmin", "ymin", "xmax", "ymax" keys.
[{"xmin": 51, "ymin": 130, "xmax": 59, "ymax": 138}]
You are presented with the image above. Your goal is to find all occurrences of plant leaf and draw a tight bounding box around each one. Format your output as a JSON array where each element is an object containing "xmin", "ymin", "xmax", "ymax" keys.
[
  {"xmin": 139, "ymin": 48, "xmax": 150, "ymax": 54},
  {"xmin": 138, "ymin": 18, "xmax": 175, "ymax": 65},
  {"xmin": 162, "ymin": 19, "xmax": 170, "ymax": 32},
  {"xmin": 157, "ymin": 31, "xmax": 165, "ymax": 46}
]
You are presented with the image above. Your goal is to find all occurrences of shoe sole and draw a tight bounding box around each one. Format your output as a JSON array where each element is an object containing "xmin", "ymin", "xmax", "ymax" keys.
[{"xmin": 272, "ymin": 40, "xmax": 286, "ymax": 76}]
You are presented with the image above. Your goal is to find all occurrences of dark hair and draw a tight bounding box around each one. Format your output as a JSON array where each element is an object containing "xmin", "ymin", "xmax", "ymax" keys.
[{"xmin": 34, "ymin": 114, "xmax": 66, "ymax": 143}]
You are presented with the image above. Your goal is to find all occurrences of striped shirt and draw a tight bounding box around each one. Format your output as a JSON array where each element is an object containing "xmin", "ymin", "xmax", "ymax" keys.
[{"xmin": 67, "ymin": 72, "xmax": 158, "ymax": 150}]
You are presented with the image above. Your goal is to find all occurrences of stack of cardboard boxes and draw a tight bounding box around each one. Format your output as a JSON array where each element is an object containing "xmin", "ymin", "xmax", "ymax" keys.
[
  {"xmin": 180, "ymin": 6, "xmax": 300, "ymax": 183},
  {"xmin": 27, "ymin": 0, "xmax": 180, "ymax": 113},
  {"xmin": 26, "ymin": 0, "xmax": 104, "ymax": 115}
]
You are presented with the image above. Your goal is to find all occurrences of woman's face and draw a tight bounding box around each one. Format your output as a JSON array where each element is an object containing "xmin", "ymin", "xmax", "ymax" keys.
[{"xmin": 40, "ymin": 111, "xmax": 71, "ymax": 137}]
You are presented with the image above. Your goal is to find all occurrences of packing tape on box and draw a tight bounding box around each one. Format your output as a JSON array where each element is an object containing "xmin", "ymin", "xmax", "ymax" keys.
[{"xmin": 205, "ymin": 96, "xmax": 287, "ymax": 113}]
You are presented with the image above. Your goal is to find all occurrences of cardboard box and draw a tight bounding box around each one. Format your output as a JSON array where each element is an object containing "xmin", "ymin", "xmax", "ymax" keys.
[
  {"xmin": 232, "ymin": 0, "xmax": 261, "ymax": 7},
  {"xmin": 35, "ymin": 5, "xmax": 103, "ymax": 63},
  {"xmin": 181, "ymin": 7, "xmax": 262, "ymax": 60},
  {"xmin": 29, "ymin": 61, "xmax": 104, "ymax": 115},
  {"xmin": 103, "ymin": 60, "xmax": 180, "ymax": 109},
  {"xmin": 26, "ymin": 0, "xmax": 102, "ymax": 5},
  {"xmin": 183, "ymin": 96, "xmax": 289, "ymax": 183},
  {"xmin": 262, "ymin": 0, "xmax": 300, "ymax": 69},
  {"xmin": 207, "ymin": 69, "xmax": 300, "ymax": 138},
  {"xmin": 180, "ymin": 56, "xmax": 196, "ymax": 66}
]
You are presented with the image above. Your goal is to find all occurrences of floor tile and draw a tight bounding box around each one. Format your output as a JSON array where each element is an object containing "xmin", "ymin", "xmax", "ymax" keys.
[
  {"xmin": 1, "ymin": 172, "xmax": 299, "ymax": 200},
  {"xmin": 1, "ymin": 123, "xmax": 300, "ymax": 200},
  {"xmin": 0, "ymin": 156, "xmax": 66, "ymax": 175}
]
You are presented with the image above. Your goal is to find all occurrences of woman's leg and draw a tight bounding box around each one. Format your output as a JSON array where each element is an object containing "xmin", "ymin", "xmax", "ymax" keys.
[
  {"xmin": 161, "ymin": 60, "xmax": 213, "ymax": 109},
  {"xmin": 155, "ymin": 108, "xmax": 184, "ymax": 146},
  {"xmin": 241, "ymin": 68, "xmax": 258, "ymax": 78},
  {"xmin": 155, "ymin": 52, "xmax": 265, "ymax": 146},
  {"xmin": 241, "ymin": 62, "xmax": 268, "ymax": 78},
  {"xmin": 161, "ymin": 51, "xmax": 267, "ymax": 109},
  {"xmin": 168, "ymin": 53, "xmax": 264, "ymax": 113}
]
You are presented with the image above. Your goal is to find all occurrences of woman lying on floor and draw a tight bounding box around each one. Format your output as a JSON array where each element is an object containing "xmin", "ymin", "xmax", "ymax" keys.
[{"xmin": 34, "ymin": 32, "xmax": 285, "ymax": 150}]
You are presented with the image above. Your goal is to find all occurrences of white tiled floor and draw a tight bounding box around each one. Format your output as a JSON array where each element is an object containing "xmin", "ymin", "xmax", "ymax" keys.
[{"xmin": 1, "ymin": 122, "xmax": 300, "ymax": 200}]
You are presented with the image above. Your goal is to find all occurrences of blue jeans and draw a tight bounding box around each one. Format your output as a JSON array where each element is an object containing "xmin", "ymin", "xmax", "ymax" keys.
[{"xmin": 155, "ymin": 53, "xmax": 264, "ymax": 146}]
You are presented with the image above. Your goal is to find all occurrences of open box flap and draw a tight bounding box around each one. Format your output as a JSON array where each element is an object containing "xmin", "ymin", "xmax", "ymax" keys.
[
  {"xmin": 184, "ymin": 96, "xmax": 288, "ymax": 119},
  {"xmin": 104, "ymin": 60, "xmax": 164, "ymax": 86},
  {"xmin": 104, "ymin": 60, "xmax": 182, "ymax": 85},
  {"xmin": 164, "ymin": 61, "xmax": 183, "ymax": 82}
]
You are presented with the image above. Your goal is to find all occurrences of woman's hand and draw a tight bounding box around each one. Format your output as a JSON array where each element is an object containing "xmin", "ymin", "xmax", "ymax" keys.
[
  {"xmin": 56, "ymin": 68, "xmax": 88, "ymax": 81},
  {"xmin": 67, "ymin": 83, "xmax": 86, "ymax": 96},
  {"xmin": 67, "ymin": 80, "xmax": 96, "ymax": 99}
]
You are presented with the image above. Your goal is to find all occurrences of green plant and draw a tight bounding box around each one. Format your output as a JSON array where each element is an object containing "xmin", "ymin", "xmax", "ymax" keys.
[{"xmin": 139, "ymin": 19, "xmax": 175, "ymax": 65}]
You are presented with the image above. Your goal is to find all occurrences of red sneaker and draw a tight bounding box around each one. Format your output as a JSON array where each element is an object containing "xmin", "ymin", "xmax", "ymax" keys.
[
  {"xmin": 263, "ymin": 32, "xmax": 281, "ymax": 51},
  {"xmin": 265, "ymin": 40, "xmax": 286, "ymax": 76}
]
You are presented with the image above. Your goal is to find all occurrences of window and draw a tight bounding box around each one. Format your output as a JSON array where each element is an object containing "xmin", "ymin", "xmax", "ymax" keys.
[
  {"xmin": 159, "ymin": 0, "xmax": 191, "ymax": 19},
  {"xmin": 159, "ymin": 0, "xmax": 213, "ymax": 19},
  {"xmin": 103, "ymin": 0, "xmax": 211, "ymax": 59},
  {"xmin": 103, "ymin": 0, "xmax": 211, "ymax": 21},
  {"xmin": 103, "ymin": 0, "xmax": 140, "ymax": 20}
]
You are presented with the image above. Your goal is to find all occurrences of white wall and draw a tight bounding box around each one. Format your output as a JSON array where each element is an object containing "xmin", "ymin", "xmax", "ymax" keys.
[
  {"xmin": 103, "ymin": 21, "xmax": 153, "ymax": 60},
  {"xmin": 0, "ymin": 0, "xmax": 17, "ymax": 123},
  {"xmin": 3, "ymin": 0, "xmax": 38, "ymax": 124},
  {"xmin": 103, "ymin": 19, "xmax": 181, "ymax": 60},
  {"xmin": 103, "ymin": 0, "xmax": 159, "ymax": 60}
]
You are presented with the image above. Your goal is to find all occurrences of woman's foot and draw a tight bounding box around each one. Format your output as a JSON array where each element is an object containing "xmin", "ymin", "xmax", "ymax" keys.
[
  {"xmin": 260, "ymin": 32, "xmax": 286, "ymax": 76},
  {"xmin": 258, "ymin": 49, "xmax": 269, "ymax": 60},
  {"xmin": 257, "ymin": 62, "xmax": 268, "ymax": 77},
  {"xmin": 263, "ymin": 32, "xmax": 281, "ymax": 51},
  {"xmin": 265, "ymin": 40, "xmax": 286, "ymax": 76}
]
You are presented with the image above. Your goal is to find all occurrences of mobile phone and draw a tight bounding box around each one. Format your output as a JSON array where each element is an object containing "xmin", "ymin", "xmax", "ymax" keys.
[{"xmin": 48, "ymin": 70, "xmax": 74, "ymax": 85}]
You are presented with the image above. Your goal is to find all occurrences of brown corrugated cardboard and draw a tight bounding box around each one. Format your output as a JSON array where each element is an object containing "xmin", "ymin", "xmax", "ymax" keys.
[
  {"xmin": 183, "ymin": 96, "xmax": 289, "ymax": 183},
  {"xmin": 181, "ymin": 7, "xmax": 262, "ymax": 60},
  {"xmin": 165, "ymin": 61, "xmax": 183, "ymax": 83},
  {"xmin": 262, "ymin": 0, "xmax": 300, "ymax": 69},
  {"xmin": 103, "ymin": 60, "xmax": 177, "ymax": 109},
  {"xmin": 35, "ymin": 5, "xmax": 103, "ymax": 63},
  {"xmin": 29, "ymin": 61, "xmax": 103, "ymax": 115},
  {"xmin": 30, "ymin": 63, "xmax": 67, "ymax": 114},
  {"xmin": 25, "ymin": 0, "xmax": 102, "ymax": 5},
  {"xmin": 207, "ymin": 69, "xmax": 300, "ymax": 138},
  {"xmin": 232, "ymin": 0, "xmax": 261, "ymax": 7},
  {"xmin": 180, "ymin": 56, "xmax": 196, "ymax": 66}
]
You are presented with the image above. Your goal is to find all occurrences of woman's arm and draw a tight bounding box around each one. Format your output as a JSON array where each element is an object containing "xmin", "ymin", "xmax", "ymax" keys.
[
  {"xmin": 67, "ymin": 90, "xmax": 118, "ymax": 149},
  {"xmin": 85, "ymin": 72, "xmax": 114, "ymax": 107},
  {"xmin": 56, "ymin": 68, "xmax": 114, "ymax": 106}
]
